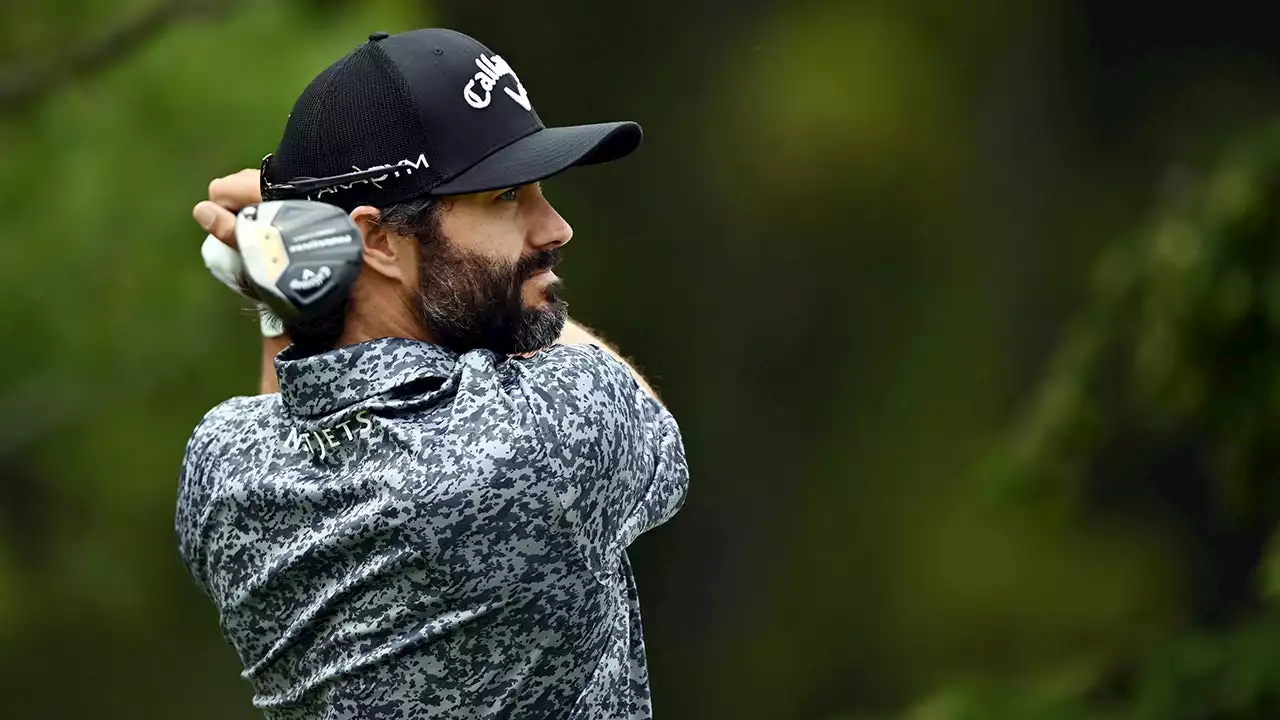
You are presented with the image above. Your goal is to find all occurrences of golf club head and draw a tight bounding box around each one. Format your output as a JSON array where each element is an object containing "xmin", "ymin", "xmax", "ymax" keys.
[{"xmin": 235, "ymin": 200, "xmax": 362, "ymax": 323}]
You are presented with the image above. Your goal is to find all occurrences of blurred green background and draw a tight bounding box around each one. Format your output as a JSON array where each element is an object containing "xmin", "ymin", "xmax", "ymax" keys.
[{"xmin": 5, "ymin": 0, "xmax": 1280, "ymax": 718}]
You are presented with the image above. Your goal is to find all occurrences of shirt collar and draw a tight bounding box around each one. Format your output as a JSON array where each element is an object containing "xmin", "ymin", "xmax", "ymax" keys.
[{"xmin": 275, "ymin": 336, "xmax": 459, "ymax": 417}]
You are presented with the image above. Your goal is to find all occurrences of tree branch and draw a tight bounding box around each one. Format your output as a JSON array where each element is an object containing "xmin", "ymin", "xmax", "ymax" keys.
[{"xmin": 0, "ymin": 0, "xmax": 222, "ymax": 115}]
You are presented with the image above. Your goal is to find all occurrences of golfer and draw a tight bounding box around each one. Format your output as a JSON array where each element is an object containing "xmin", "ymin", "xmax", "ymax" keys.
[{"xmin": 176, "ymin": 28, "xmax": 688, "ymax": 720}]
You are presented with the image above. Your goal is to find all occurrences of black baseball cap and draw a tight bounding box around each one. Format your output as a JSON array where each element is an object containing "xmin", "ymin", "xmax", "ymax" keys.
[{"xmin": 260, "ymin": 28, "xmax": 642, "ymax": 210}]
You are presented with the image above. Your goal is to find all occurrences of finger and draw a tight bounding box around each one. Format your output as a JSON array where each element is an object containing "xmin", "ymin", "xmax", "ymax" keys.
[
  {"xmin": 193, "ymin": 200, "xmax": 239, "ymax": 249},
  {"xmin": 208, "ymin": 168, "xmax": 263, "ymax": 211}
]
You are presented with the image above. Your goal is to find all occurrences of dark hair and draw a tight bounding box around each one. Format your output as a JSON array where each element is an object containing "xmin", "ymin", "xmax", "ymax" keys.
[{"xmin": 282, "ymin": 195, "xmax": 445, "ymax": 355}]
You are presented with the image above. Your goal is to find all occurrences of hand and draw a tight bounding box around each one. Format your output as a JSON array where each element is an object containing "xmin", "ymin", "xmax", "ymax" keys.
[
  {"xmin": 192, "ymin": 168, "xmax": 262, "ymax": 248},
  {"xmin": 192, "ymin": 168, "xmax": 285, "ymax": 337}
]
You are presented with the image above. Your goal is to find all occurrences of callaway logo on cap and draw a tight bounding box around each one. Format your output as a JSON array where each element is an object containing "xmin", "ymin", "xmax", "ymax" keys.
[{"xmin": 260, "ymin": 28, "xmax": 643, "ymax": 210}]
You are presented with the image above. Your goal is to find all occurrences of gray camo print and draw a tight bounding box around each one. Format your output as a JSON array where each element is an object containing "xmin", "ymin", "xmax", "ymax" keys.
[{"xmin": 176, "ymin": 337, "xmax": 688, "ymax": 719}]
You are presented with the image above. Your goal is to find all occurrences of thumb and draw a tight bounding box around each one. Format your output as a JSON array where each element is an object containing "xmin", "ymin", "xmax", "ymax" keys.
[{"xmin": 193, "ymin": 201, "xmax": 239, "ymax": 249}]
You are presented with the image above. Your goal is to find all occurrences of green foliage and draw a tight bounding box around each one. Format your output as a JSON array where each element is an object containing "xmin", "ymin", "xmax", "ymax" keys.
[
  {"xmin": 949, "ymin": 124, "xmax": 1280, "ymax": 720},
  {"xmin": 909, "ymin": 615, "xmax": 1280, "ymax": 720},
  {"xmin": 990, "ymin": 125, "xmax": 1280, "ymax": 515}
]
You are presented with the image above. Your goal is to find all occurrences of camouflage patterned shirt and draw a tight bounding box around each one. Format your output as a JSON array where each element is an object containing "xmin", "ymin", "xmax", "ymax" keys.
[{"xmin": 175, "ymin": 337, "xmax": 688, "ymax": 719}]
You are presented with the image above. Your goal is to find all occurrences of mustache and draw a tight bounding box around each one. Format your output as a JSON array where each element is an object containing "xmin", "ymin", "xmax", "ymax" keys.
[{"xmin": 516, "ymin": 247, "xmax": 562, "ymax": 278}]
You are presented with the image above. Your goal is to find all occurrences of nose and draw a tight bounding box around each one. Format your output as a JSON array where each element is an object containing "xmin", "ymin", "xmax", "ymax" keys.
[{"xmin": 530, "ymin": 196, "xmax": 573, "ymax": 251}]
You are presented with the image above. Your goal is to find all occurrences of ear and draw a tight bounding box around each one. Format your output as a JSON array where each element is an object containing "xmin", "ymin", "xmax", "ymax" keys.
[{"xmin": 351, "ymin": 205, "xmax": 411, "ymax": 282}]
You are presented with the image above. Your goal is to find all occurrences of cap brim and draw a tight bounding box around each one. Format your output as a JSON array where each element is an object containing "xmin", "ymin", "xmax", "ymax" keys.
[{"xmin": 430, "ymin": 121, "xmax": 642, "ymax": 196}]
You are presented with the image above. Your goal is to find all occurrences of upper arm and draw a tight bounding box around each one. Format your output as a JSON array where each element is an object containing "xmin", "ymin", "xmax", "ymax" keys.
[
  {"xmin": 175, "ymin": 398, "xmax": 250, "ymax": 596},
  {"xmin": 176, "ymin": 417, "xmax": 215, "ymax": 593},
  {"xmin": 521, "ymin": 345, "xmax": 689, "ymax": 577}
]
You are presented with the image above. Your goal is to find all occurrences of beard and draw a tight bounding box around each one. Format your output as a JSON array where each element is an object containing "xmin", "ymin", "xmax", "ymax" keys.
[{"xmin": 411, "ymin": 240, "xmax": 568, "ymax": 356}]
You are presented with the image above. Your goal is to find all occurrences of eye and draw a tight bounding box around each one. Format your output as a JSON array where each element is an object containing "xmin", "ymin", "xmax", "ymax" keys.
[{"xmin": 496, "ymin": 187, "xmax": 519, "ymax": 202}]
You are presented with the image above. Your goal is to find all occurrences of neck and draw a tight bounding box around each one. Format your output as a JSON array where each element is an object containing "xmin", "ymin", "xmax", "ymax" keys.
[{"xmin": 337, "ymin": 290, "xmax": 441, "ymax": 349}]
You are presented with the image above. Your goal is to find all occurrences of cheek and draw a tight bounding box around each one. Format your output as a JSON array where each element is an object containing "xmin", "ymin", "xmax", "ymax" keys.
[
  {"xmin": 487, "ymin": 230, "xmax": 526, "ymax": 266},
  {"xmin": 442, "ymin": 210, "xmax": 525, "ymax": 263}
]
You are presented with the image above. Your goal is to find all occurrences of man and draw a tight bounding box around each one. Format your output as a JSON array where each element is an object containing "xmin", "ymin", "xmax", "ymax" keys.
[{"xmin": 176, "ymin": 28, "xmax": 688, "ymax": 720}]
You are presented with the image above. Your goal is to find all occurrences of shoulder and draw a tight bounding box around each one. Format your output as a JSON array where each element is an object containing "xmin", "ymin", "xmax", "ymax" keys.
[
  {"xmin": 513, "ymin": 342, "xmax": 629, "ymax": 385},
  {"xmin": 509, "ymin": 343, "xmax": 637, "ymax": 406},
  {"xmin": 184, "ymin": 394, "xmax": 277, "ymax": 464},
  {"xmin": 191, "ymin": 394, "xmax": 275, "ymax": 436},
  {"xmin": 506, "ymin": 344, "xmax": 659, "ymax": 449}
]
